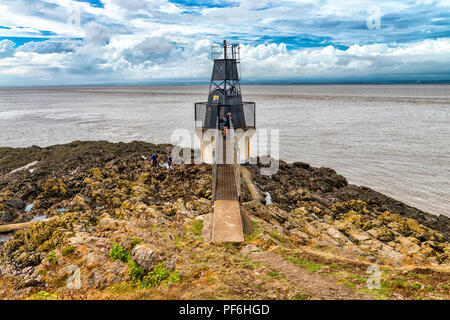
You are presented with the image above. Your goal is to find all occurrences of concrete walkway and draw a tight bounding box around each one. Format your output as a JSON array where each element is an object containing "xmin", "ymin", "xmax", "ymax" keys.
[{"xmin": 212, "ymin": 200, "xmax": 244, "ymax": 243}]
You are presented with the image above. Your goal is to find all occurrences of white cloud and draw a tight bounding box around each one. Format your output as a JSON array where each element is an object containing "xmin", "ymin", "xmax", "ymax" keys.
[
  {"xmin": 0, "ymin": 0, "xmax": 449, "ymax": 85},
  {"xmin": 121, "ymin": 37, "xmax": 180, "ymax": 65},
  {"xmin": 239, "ymin": 38, "xmax": 450, "ymax": 79},
  {"xmin": 0, "ymin": 40, "xmax": 15, "ymax": 58},
  {"xmin": 18, "ymin": 39, "xmax": 81, "ymax": 53},
  {"xmin": 84, "ymin": 21, "xmax": 111, "ymax": 46},
  {"xmin": 0, "ymin": 37, "xmax": 449, "ymax": 85}
]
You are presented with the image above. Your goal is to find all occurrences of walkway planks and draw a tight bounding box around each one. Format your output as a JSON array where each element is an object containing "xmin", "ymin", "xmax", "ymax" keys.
[{"xmin": 212, "ymin": 135, "xmax": 243, "ymax": 243}]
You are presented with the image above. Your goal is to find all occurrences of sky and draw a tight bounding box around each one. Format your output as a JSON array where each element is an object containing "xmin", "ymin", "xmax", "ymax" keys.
[{"xmin": 0, "ymin": 0, "xmax": 449, "ymax": 85}]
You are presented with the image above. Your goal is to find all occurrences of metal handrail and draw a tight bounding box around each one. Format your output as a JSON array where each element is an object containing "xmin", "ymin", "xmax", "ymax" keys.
[
  {"xmin": 211, "ymin": 112, "xmax": 241, "ymax": 202},
  {"xmin": 211, "ymin": 116, "xmax": 219, "ymax": 201},
  {"xmin": 229, "ymin": 120, "xmax": 241, "ymax": 200}
]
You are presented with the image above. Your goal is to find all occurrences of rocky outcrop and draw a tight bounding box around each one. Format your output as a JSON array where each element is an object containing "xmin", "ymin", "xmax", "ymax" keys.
[
  {"xmin": 0, "ymin": 141, "xmax": 448, "ymax": 300},
  {"xmin": 131, "ymin": 244, "xmax": 159, "ymax": 272}
]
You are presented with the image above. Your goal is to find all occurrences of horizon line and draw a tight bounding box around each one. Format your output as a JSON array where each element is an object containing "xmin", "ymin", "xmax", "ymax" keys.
[{"xmin": 1, "ymin": 79, "xmax": 450, "ymax": 88}]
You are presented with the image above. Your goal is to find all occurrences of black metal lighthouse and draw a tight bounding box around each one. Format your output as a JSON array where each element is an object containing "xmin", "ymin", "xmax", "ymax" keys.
[{"xmin": 195, "ymin": 40, "xmax": 256, "ymax": 163}]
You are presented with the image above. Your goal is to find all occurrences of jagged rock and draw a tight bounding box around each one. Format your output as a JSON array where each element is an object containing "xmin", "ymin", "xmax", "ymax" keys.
[
  {"xmin": 379, "ymin": 244, "xmax": 405, "ymax": 265},
  {"xmin": 326, "ymin": 225, "xmax": 352, "ymax": 245},
  {"xmin": 367, "ymin": 227, "xmax": 395, "ymax": 242},
  {"xmin": 4, "ymin": 199, "xmax": 25, "ymax": 210},
  {"xmin": 358, "ymin": 239, "xmax": 383, "ymax": 254},
  {"xmin": 387, "ymin": 221, "xmax": 409, "ymax": 235},
  {"xmin": 164, "ymin": 257, "xmax": 177, "ymax": 272},
  {"xmin": 86, "ymin": 269, "xmax": 105, "ymax": 289},
  {"xmin": 104, "ymin": 260, "xmax": 128, "ymax": 285},
  {"xmin": 292, "ymin": 162, "xmax": 310, "ymax": 169},
  {"xmin": 323, "ymin": 214, "xmax": 334, "ymax": 224},
  {"xmin": 396, "ymin": 237, "xmax": 422, "ymax": 255},
  {"xmin": 85, "ymin": 252, "xmax": 107, "ymax": 269},
  {"xmin": 0, "ymin": 140, "xmax": 449, "ymax": 300},
  {"xmin": 67, "ymin": 194, "xmax": 91, "ymax": 211},
  {"xmin": 240, "ymin": 245, "xmax": 260, "ymax": 255},
  {"xmin": 0, "ymin": 211, "xmax": 14, "ymax": 223},
  {"xmin": 44, "ymin": 178, "xmax": 68, "ymax": 197},
  {"xmin": 22, "ymin": 279, "xmax": 42, "ymax": 288},
  {"xmin": 288, "ymin": 229, "xmax": 309, "ymax": 245},
  {"xmin": 97, "ymin": 217, "xmax": 120, "ymax": 231},
  {"xmin": 131, "ymin": 244, "xmax": 159, "ymax": 272},
  {"xmin": 346, "ymin": 229, "xmax": 371, "ymax": 243},
  {"xmin": 303, "ymin": 223, "xmax": 321, "ymax": 237},
  {"xmin": 318, "ymin": 234, "xmax": 341, "ymax": 246},
  {"xmin": 333, "ymin": 220, "xmax": 352, "ymax": 233}
]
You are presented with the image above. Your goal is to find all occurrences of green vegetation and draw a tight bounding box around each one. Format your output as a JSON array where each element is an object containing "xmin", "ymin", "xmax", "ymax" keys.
[
  {"xmin": 129, "ymin": 238, "xmax": 142, "ymax": 250},
  {"xmin": 286, "ymin": 255, "xmax": 323, "ymax": 274},
  {"xmin": 141, "ymin": 263, "xmax": 181, "ymax": 288},
  {"xmin": 108, "ymin": 243, "xmax": 181, "ymax": 288},
  {"xmin": 268, "ymin": 271, "xmax": 279, "ymax": 277},
  {"xmin": 62, "ymin": 246, "xmax": 75, "ymax": 256},
  {"xmin": 193, "ymin": 219, "xmax": 203, "ymax": 237},
  {"xmin": 412, "ymin": 283, "xmax": 422, "ymax": 290},
  {"xmin": 128, "ymin": 260, "xmax": 145, "ymax": 281},
  {"xmin": 328, "ymin": 262, "xmax": 339, "ymax": 269},
  {"xmin": 244, "ymin": 220, "xmax": 261, "ymax": 242},
  {"xmin": 357, "ymin": 280, "xmax": 393, "ymax": 300},
  {"xmin": 47, "ymin": 251, "xmax": 57, "ymax": 264},
  {"xmin": 271, "ymin": 231, "xmax": 284, "ymax": 242},
  {"xmin": 391, "ymin": 278, "xmax": 407, "ymax": 289},
  {"xmin": 109, "ymin": 243, "xmax": 130, "ymax": 263},
  {"xmin": 109, "ymin": 282, "xmax": 136, "ymax": 294},
  {"xmin": 277, "ymin": 247, "xmax": 448, "ymax": 300},
  {"xmin": 27, "ymin": 291, "xmax": 58, "ymax": 300},
  {"xmin": 339, "ymin": 279, "xmax": 356, "ymax": 288}
]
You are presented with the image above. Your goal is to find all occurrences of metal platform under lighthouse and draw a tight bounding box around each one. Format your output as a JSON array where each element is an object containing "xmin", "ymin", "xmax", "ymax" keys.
[{"xmin": 194, "ymin": 40, "xmax": 256, "ymax": 243}]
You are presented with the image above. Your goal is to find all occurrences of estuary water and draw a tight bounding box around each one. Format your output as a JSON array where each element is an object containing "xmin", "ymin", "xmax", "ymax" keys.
[{"xmin": 0, "ymin": 84, "xmax": 449, "ymax": 217}]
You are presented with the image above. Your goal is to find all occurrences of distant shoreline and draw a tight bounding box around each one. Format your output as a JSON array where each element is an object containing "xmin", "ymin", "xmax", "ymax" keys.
[{"xmin": 1, "ymin": 81, "xmax": 450, "ymax": 88}]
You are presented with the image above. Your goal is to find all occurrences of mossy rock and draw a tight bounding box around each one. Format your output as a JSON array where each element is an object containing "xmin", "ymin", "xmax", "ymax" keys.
[
  {"xmin": 1, "ymin": 211, "xmax": 100, "ymax": 267},
  {"xmin": 44, "ymin": 178, "xmax": 68, "ymax": 198}
]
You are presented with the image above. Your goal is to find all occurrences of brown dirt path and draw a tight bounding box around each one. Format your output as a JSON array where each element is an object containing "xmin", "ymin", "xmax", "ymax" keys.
[{"xmin": 248, "ymin": 250, "xmax": 373, "ymax": 300}]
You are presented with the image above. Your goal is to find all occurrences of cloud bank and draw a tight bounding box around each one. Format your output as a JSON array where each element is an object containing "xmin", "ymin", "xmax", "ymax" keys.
[{"xmin": 0, "ymin": 0, "xmax": 449, "ymax": 85}]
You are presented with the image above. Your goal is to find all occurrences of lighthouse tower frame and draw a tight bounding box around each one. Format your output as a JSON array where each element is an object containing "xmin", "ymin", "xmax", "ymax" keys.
[{"xmin": 194, "ymin": 40, "xmax": 256, "ymax": 164}]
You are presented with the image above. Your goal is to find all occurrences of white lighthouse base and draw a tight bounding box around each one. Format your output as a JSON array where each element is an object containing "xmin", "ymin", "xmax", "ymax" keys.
[{"xmin": 196, "ymin": 129, "xmax": 255, "ymax": 164}]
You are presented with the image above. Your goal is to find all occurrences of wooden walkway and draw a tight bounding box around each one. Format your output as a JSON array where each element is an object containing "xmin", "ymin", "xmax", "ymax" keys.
[{"xmin": 212, "ymin": 135, "xmax": 243, "ymax": 243}]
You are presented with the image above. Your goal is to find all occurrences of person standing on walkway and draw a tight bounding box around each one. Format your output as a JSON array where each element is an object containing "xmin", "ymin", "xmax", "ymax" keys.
[{"xmin": 223, "ymin": 112, "xmax": 232, "ymax": 137}]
